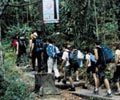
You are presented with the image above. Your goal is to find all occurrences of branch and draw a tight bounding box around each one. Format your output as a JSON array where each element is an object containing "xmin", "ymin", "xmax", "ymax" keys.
[{"xmin": 8, "ymin": 0, "xmax": 41, "ymax": 7}]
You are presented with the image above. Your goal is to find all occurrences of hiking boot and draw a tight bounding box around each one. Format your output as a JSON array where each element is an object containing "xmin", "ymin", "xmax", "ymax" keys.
[
  {"xmin": 104, "ymin": 93, "xmax": 112, "ymax": 97},
  {"xmin": 68, "ymin": 87, "xmax": 75, "ymax": 91},
  {"xmin": 93, "ymin": 89, "xmax": 99, "ymax": 95},
  {"xmin": 114, "ymin": 90, "xmax": 120, "ymax": 95}
]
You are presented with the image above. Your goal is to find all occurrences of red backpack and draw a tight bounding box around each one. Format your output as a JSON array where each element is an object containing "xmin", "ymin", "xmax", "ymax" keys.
[{"xmin": 12, "ymin": 40, "xmax": 17, "ymax": 47}]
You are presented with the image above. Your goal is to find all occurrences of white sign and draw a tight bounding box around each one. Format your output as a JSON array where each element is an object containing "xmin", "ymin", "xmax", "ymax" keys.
[{"xmin": 43, "ymin": 0, "xmax": 59, "ymax": 23}]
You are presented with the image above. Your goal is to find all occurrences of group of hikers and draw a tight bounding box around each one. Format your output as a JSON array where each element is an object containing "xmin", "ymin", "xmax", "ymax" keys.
[{"xmin": 11, "ymin": 31, "xmax": 120, "ymax": 97}]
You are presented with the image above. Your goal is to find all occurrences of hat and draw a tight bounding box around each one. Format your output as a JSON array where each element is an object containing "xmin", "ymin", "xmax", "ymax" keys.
[
  {"xmin": 33, "ymin": 32, "xmax": 38, "ymax": 36},
  {"xmin": 30, "ymin": 34, "xmax": 34, "ymax": 39}
]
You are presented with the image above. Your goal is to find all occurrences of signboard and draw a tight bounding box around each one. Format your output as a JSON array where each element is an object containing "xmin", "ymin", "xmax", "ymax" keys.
[{"xmin": 42, "ymin": 0, "xmax": 59, "ymax": 23}]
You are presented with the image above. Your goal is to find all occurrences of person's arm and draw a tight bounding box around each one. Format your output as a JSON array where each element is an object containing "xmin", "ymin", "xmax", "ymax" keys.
[
  {"xmin": 16, "ymin": 41, "xmax": 19, "ymax": 55},
  {"xmin": 30, "ymin": 40, "xmax": 34, "ymax": 56},
  {"xmin": 94, "ymin": 48, "xmax": 99, "ymax": 61},
  {"xmin": 115, "ymin": 53, "xmax": 119, "ymax": 66},
  {"xmin": 29, "ymin": 39, "xmax": 32, "ymax": 53}
]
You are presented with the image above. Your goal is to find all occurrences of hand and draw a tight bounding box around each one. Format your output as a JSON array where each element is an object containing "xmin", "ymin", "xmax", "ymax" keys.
[
  {"xmin": 30, "ymin": 53, "xmax": 32, "ymax": 57},
  {"xmin": 16, "ymin": 51, "xmax": 18, "ymax": 55}
]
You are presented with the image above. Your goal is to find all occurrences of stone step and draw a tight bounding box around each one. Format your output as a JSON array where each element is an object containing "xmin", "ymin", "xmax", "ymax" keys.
[
  {"xmin": 72, "ymin": 89, "xmax": 120, "ymax": 100},
  {"xmin": 55, "ymin": 81, "xmax": 84, "ymax": 89}
]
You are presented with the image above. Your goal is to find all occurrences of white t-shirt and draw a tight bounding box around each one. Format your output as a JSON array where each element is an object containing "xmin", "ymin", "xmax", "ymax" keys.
[
  {"xmin": 62, "ymin": 49, "xmax": 70, "ymax": 66},
  {"xmin": 86, "ymin": 54, "xmax": 91, "ymax": 67}
]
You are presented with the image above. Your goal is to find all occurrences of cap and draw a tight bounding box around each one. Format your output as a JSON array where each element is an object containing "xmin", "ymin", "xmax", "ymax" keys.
[{"xmin": 33, "ymin": 32, "xmax": 38, "ymax": 36}]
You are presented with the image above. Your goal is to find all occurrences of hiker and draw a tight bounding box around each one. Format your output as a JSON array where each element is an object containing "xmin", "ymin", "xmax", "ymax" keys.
[
  {"xmin": 31, "ymin": 31, "xmax": 44, "ymax": 72},
  {"xmin": 84, "ymin": 47, "xmax": 98, "ymax": 90},
  {"xmin": 113, "ymin": 43, "xmax": 120, "ymax": 95},
  {"xmin": 94, "ymin": 40, "xmax": 112, "ymax": 97},
  {"xmin": 16, "ymin": 34, "xmax": 29, "ymax": 68},
  {"xmin": 60, "ymin": 43, "xmax": 75, "ymax": 91},
  {"xmin": 46, "ymin": 39, "xmax": 61, "ymax": 82},
  {"xmin": 69, "ymin": 45, "xmax": 83, "ymax": 81}
]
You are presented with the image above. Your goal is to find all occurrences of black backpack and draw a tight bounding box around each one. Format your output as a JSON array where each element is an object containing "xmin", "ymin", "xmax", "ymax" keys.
[
  {"xmin": 19, "ymin": 37, "xmax": 26, "ymax": 50},
  {"xmin": 34, "ymin": 38, "xmax": 43, "ymax": 52}
]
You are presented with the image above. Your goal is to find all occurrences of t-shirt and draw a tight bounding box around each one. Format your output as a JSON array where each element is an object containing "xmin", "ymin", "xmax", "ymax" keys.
[
  {"xmin": 62, "ymin": 49, "xmax": 70, "ymax": 67},
  {"xmin": 115, "ymin": 49, "xmax": 120, "ymax": 63},
  {"xmin": 86, "ymin": 54, "xmax": 91, "ymax": 67}
]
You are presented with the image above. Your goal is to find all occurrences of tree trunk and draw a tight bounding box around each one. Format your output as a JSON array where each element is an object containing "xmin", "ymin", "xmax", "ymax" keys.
[{"xmin": 34, "ymin": 73, "xmax": 60, "ymax": 96}]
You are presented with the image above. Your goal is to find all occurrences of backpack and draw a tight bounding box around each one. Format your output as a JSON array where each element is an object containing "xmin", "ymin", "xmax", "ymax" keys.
[
  {"xmin": 19, "ymin": 37, "xmax": 26, "ymax": 50},
  {"xmin": 12, "ymin": 40, "xmax": 17, "ymax": 47},
  {"xmin": 69, "ymin": 50, "xmax": 78, "ymax": 65},
  {"xmin": 90, "ymin": 53, "xmax": 96, "ymax": 66},
  {"xmin": 34, "ymin": 38, "xmax": 43, "ymax": 52},
  {"xmin": 101, "ymin": 46, "xmax": 114, "ymax": 64},
  {"xmin": 47, "ymin": 45, "xmax": 57, "ymax": 59}
]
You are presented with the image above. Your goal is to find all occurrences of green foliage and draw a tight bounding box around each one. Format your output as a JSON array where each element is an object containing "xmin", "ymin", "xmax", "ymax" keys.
[
  {"xmin": 0, "ymin": 45, "xmax": 31, "ymax": 100},
  {"xmin": 6, "ymin": 24, "xmax": 33, "ymax": 37}
]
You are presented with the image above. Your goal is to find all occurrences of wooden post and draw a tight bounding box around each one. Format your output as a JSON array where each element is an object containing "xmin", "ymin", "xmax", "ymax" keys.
[
  {"xmin": 0, "ymin": 25, "xmax": 5, "ymax": 80},
  {"xmin": 34, "ymin": 73, "xmax": 60, "ymax": 96}
]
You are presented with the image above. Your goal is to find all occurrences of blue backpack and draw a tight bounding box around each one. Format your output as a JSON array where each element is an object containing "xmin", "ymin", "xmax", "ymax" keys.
[
  {"xmin": 90, "ymin": 53, "xmax": 96, "ymax": 66},
  {"xmin": 101, "ymin": 46, "xmax": 114, "ymax": 64},
  {"xmin": 69, "ymin": 50, "xmax": 78, "ymax": 65},
  {"xmin": 34, "ymin": 38, "xmax": 43, "ymax": 52},
  {"xmin": 47, "ymin": 45, "xmax": 57, "ymax": 59}
]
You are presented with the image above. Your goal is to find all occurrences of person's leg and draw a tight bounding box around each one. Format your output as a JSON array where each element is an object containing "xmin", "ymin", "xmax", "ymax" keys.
[
  {"xmin": 75, "ymin": 70, "xmax": 79, "ymax": 81},
  {"xmin": 68, "ymin": 76, "xmax": 75, "ymax": 91},
  {"xmin": 23, "ymin": 52, "xmax": 28, "ymax": 66},
  {"xmin": 37, "ymin": 52, "xmax": 42, "ymax": 72},
  {"xmin": 93, "ymin": 73, "xmax": 99, "ymax": 92},
  {"xmin": 114, "ymin": 66, "xmax": 120, "ymax": 94},
  {"xmin": 16, "ymin": 52, "xmax": 21, "ymax": 67},
  {"xmin": 47, "ymin": 57, "xmax": 53, "ymax": 74},
  {"xmin": 104, "ymin": 78, "xmax": 112, "ymax": 94},
  {"xmin": 53, "ymin": 60, "xmax": 60, "ymax": 77},
  {"xmin": 32, "ymin": 53, "xmax": 36, "ymax": 71}
]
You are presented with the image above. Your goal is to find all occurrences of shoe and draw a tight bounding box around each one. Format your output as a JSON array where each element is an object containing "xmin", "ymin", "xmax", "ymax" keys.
[
  {"xmin": 93, "ymin": 89, "xmax": 99, "ymax": 95},
  {"xmin": 68, "ymin": 87, "xmax": 75, "ymax": 91},
  {"xmin": 83, "ymin": 84, "xmax": 88, "ymax": 89},
  {"xmin": 114, "ymin": 90, "xmax": 120, "ymax": 95},
  {"xmin": 32, "ymin": 89, "xmax": 39, "ymax": 93},
  {"xmin": 75, "ymin": 79, "xmax": 79, "ymax": 82},
  {"xmin": 57, "ymin": 76, "xmax": 61, "ymax": 82},
  {"xmin": 24, "ymin": 64, "xmax": 30, "ymax": 68},
  {"xmin": 104, "ymin": 93, "xmax": 112, "ymax": 97},
  {"xmin": 62, "ymin": 79, "xmax": 66, "ymax": 84}
]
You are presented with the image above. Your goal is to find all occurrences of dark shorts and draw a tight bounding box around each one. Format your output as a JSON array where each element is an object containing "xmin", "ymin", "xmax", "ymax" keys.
[
  {"xmin": 87, "ymin": 66, "xmax": 96, "ymax": 74},
  {"xmin": 96, "ymin": 63, "xmax": 109, "ymax": 80},
  {"xmin": 64, "ymin": 65, "xmax": 72, "ymax": 77},
  {"xmin": 71, "ymin": 62, "xmax": 79, "ymax": 72},
  {"xmin": 113, "ymin": 65, "xmax": 120, "ymax": 82}
]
